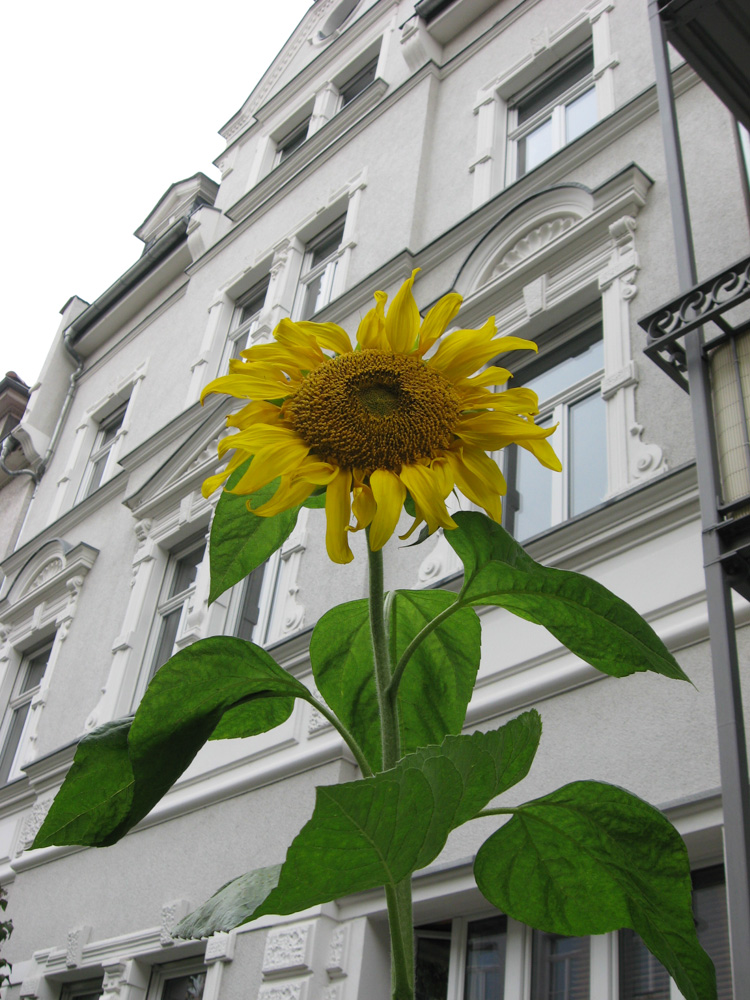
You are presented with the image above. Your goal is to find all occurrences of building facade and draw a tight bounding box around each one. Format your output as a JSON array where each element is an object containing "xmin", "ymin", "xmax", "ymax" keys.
[{"xmin": 1, "ymin": 1, "xmax": 749, "ymax": 998}]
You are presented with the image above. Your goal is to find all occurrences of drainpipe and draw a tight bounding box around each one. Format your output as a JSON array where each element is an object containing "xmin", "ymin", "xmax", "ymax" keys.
[{"xmin": 0, "ymin": 329, "xmax": 84, "ymax": 484}]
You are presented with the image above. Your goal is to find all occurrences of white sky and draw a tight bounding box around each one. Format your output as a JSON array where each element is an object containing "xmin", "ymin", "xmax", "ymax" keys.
[{"xmin": 1, "ymin": 0, "xmax": 314, "ymax": 387}]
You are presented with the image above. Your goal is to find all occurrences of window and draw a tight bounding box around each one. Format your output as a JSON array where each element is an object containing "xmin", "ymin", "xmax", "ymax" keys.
[
  {"xmin": 0, "ymin": 639, "xmax": 52, "ymax": 784},
  {"xmin": 531, "ymin": 931, "xmax": 589, "ymax": 1000},
  {"xmin": 146, "ymin": 534, "xmax": 206, "ymax": 682},
  {"xmin": 502, "ymin": 326, "xmax": 606, "ymax": 541},
  {"xmin": 276, "ymin": 117, "xmax": 311, "ymax": 164},
  {"xmin": 230, "ymin": 564, "xmax": 266, "ymax": 642},
  {"xmin": 294, "ymin": 216, "xmax": 346, "ymax": 321},
  {"xmin": 619, "ymin": 866, "xmax": 733, "ymax": 1000},
  {"xmin": 339, "ymin": 57, "xmax": 378, "ymax": 108},
  {"xmin": 509, "ymin": 46, "xmax": 596, "ymax": 178},
  {"xmin": 222, "ymin": 275, "xmax": 270, "ymax": 371},
  {"xmin": 77, "ymin": 401, "xmax": 128, "ymax": 501},
  {"xmin": 60, "ymin": 980, "xmax": 104, "ymax": 1000},
  {"xmin": 415, "ymin": 915, "xmax": 508, "ymax": 1000},
  {"xmin": 146, "ymin": 963, "xmax": 207, "ymax": 1000}
]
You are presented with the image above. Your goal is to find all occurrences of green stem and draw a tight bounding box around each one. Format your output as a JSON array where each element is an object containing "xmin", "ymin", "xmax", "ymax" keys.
[
  {"xmin": 367, "ymin": 537, "xmax": 400, "ymax": 769},
  {"xmin": 387, "ymin": 598, "xmax": 465, "ymax": 699},
  {"xmin": 304, "ymin": 694, "xmax": 373, "ymax": 777},
  {"xmin": 367, "ymin": 534, "xmax": 413, "ymax": 999},
  {"xmin": 475, "ymin": 807, "xmax": 518, "ymax": 818}
]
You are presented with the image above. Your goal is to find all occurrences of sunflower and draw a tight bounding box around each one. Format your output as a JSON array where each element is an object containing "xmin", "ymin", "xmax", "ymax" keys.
[{"xmin": 202, "ymin": 270, "xmax": 560, "ymax": 563}]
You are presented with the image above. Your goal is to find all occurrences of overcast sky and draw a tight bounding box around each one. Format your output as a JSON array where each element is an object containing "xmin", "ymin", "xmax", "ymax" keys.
[{"xmin": 2, "ymin": 0, "xmax": 314, "ymax": 386}]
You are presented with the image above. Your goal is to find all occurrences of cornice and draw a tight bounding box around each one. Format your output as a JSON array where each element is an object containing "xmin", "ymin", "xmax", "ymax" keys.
[{"xmin": 0, "ymin": 540, "xmax": 98, "ymax": 621}]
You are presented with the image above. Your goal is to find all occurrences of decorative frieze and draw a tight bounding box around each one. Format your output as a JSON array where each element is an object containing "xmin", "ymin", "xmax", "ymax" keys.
[
  {"xmin": 492, "ymin": 217, "xmax": 577, "ymax": 275},
  {"xmin": 326, "ymin": 923, "xmax": 350, "ymax": 980},
  {"xmin": 160, "ymin": 899, "xmax": 192, "ymax": 947},
  {"xmin": 204, "ymin": 930, "xmax": 235, "ymax": 964},
  {"xmin": 262, "ymin": 921, "xmax": 314, "ymax": 977},
  {"xmin": 258, "ymin": 983, "xmax": 307, "ymax": 1000},
  {"xmin": 16, "ymin": 797, "xmax": 53, "ymax": 855},
  {"xmin": 66, "ymin": 924, "xmax": 92, "ymax": 967}
]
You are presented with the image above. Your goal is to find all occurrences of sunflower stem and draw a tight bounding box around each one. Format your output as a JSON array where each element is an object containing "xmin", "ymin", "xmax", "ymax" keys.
[
  {"xmin": 367, "ymin": 535, "xmax": 413, "ymax": 1000},
  {"xmin": 303, "ymin": 693, "xmax": 374, "ymax": 778}
]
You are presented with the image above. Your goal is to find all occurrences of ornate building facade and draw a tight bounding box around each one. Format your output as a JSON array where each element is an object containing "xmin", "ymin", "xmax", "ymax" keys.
[{"xmin": 1, "ymin": 1, "xmax": 748, "ymax": 998}]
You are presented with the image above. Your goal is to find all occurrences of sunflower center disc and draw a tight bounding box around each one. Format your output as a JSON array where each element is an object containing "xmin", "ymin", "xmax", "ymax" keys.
[{"xmin": 287, "ymin": 350, "xmax": 462, "ymax": 472}]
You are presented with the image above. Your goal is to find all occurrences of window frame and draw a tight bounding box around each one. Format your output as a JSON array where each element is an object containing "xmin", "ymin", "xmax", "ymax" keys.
[
  {"xmin": 275, "ymin": 116, "xmax": 312, "ymax": 165},
  {"xmin": 507, "ymin": 44, "xmax": 597, "ymax": 181},
  {"xmin": 0, "ymin": 637, "xmax": 54, "ymax": 785},
  {"xmin": 499, "ymin": 320, "xmax": 606, "ymax": 541},
  {"xmin": 221, "ymin": 275, "xmax": 271, "ymax": 372},
  {"xmin": 338, "ymin": 56, "xmax": 379, "ymax": 109},
  {"xmin": 145, "ymin": 959, "xmax": 208, "ymax": 1000},
  {"xmin": 142, "ymin": 532, "xmax": 207, "ymax": 689},
  {"xmin": 76, "ymin": 400, "xmax": 129, "ymax": 503},
  {"xmin": 59, "ymin": 978, "xmax": 104, "ymax": 1000},
  {"xmin": 293, "ymin": 215, "xmax": 347, "ymax": 321}
]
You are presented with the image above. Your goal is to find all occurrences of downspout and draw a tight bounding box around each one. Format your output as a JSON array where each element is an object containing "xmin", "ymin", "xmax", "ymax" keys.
[{"xmin": 0, "ymin": 330, "xmax": 84, "ymax": 484}]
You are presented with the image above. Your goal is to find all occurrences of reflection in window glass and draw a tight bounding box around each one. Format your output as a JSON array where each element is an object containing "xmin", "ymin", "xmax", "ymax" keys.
[
  {"xmin": 525, "ymin": 340, "xmax": 603, "ymax": 401},
  {"xmin": 464, "ymin": 915, "xmax": 507, "ymax": 1000},
  {"xmin": 161, "ymin": 972, "xmax": 206, "ymax": 1000},
  {"xmin": 569, "ymin": 392, "xmax": 607, "ymax": 516},
  {"xmin": 531, "ymin": 931, "xmax": 590, "ymax": 1000},
  {"xmin": 519, "ymin": 118, "xmax": 554, "ymax": 175},
  {"xmin": 415, "ymin": 923, "xmax": 451, "ymax": 1000},
  {"xmin": 514, "ymin": 417, "xmax": 555, "ymax": 540},
  {"xmin": 565, "ymin": 87, "xmax": 597, "ymax": 142},
  {"xmin": 0, "ymin": 641, "xmax": 53, "ymax": 785},
  {"xmin": 148, "ymin": 538, "xmax": 206, "ymax": 681},
  {"xmin": 619, "ymin": 929, "xmax": 670, "ymax": 1000}
]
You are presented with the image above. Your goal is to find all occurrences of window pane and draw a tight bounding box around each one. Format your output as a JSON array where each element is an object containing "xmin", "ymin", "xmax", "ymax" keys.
[
  {"xmin": 514, "ymin": 419, "xmax": 555, "ymax": 540},
  {"xmin": 235, "ymin": 566, "xmax": 265, "ymax": 641},
  {"xmin": 565, "ymin": 86, "xmax": 597, "ymax": 142},
  {"xmin": 465, "ymin": 915, "xmax": 507, "ymax": 1000},
  {"xmin": 526, "ymin": 339, "xmax": 603, "ymax": 403},
  {"xmin": 415, "ymin": 928, "xmax": 450, "ymax": 1000},
  {"xmin": 300, "ymin": 271, "xmax": 326, "ymax": 321},
  {"xmin": 619, "ymin": 929, "xmax": 670, "ymax": 1000},
  {"xmin": 277, "ymin": 119, "xmax": 309, "ymax": 162},
  {"xmin": 170, "ymin": 544, "xmax": 205, "ymax": 598},
  {"xmin": 0, "ymin": 703, "xmax": 30, "ymax": 784},
  {"xmin": 22, "ymin": 645, "xmax": 51, "ymax": 691},
  {"xmin": 531, "ymin": 931, "xmax": 590, "ymax": 1000},
  {"xmin": 310, "ymin": 227, "xmax": 344, "ymax": 268},
  {"xmin": 516, "ymin": 49, "xmax": 595, "ymax": 124},
  {"xmin": 150, "ymin": 607, "xmax": 182, "ymax": 678},
  {"xmin": 694, "ymin": 870, "xmax": 733, "ymax": 999},
  {"xmin": 519, "ymin": 118, "xmax": 554, "ymax": 174},
  {"xmin": 85, "ymin": 453, "xmax": 109, "ymax": 497},
  {"xmin": 340, "ymin": 58, "xmax": 377, "ymax": 106},
  {"xmin": 569, "ymin": 391, "xmax": 607, "ymax": 516},
  {"xmin": 161, "ymin": 972, "xmax": 206, "ymax": 1000}
]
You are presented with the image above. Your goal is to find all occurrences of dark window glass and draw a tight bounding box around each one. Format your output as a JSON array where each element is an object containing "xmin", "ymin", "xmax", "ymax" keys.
[
  {"xmin": 516, "ymin": 49, "xmax": 594, "ymax": 125},
  {"xmin": 0, "ymin": 641, "xmax": 53, "ymax": 784},
  {"xmin": 415, "ymin": 922, "xmax": 451, "ymax": 1000},
  {"xmin": 234, "ymin": 566, "xmax": 265, "ymax": 642},
  {"xmin": 161, "ymin": 972, "xmax": 206, "ymax": 1000},
  {"xmin": 340, "ymin": 58, "xmax": 378, "ymax": 106},
  {"xmin": 619, "ymin": 929, "xmax": 670, "ymax": 1000},
  {"xmin": 531, "ymin": 931, "xmax": 590, "ymax": 1000},
  {"xmin": 465, "ymin": 915, "xmax": 507, "ymax": 1000},
  {"xmin": 277, "ymin": 118, "xmax": 310, "ymax": 162}
]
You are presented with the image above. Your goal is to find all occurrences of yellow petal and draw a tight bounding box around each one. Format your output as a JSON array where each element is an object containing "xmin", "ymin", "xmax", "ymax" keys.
[
  {"xmin": 455, "ymin": 412, "xmax": 557, "ymax": 450},
  {"xmin": 201, "ymin": 372, "xmax": 295, "ymax": 403},
  {"xmin": 418, "ymin": 291, "xmax": 462, "ymax": 355},
  {"xmin": 399, "ymin": 463, "xmax": 456, "ymax": 533},
  {"xmin": 489, "ymin": 387, "xmax": 540, "ymax": 414},
  {"xmin": 385, "ymin": 269, "xmax": 421, "ymax": 354},
  {"xmin": 517, "ymin": 435, "xmax": 563, "ymax": 472},
  {"xmin": 459, "ymin": 365, "xmax": 513, "ymax": 388},
  {"xmin": 201, "ymin": 447, "xmax": 248, "ymax": 498},
  {"xmin": 227, "ymin": 400, "xmax": 283, "ymax": 430},
  {"xmin": 230, "ymin": 440, "xmax": 309, "ymax": 495},
  {"xmin": 251, "ymin": 476, "xmax": 316, "ymax": 517},
  {"xmin": 357, "ymin": 291, "xmax": 389, "ymax": 351},
  {"xmin": 351, "ymin": 483, "xmax": 377, "ymax": 531},
  {"xmin": 325, "ymin": 467, "xmax": 354, "ymax": 563},
  {"xmin": 295, "ymin": 321, "xmax": 352, "ymax": 356},
  {"xmin": 368, "ymin": 469, "xmax": 407, "ymax": 550},
  {"xmin": 445, "ymin": 450, "xmax": 504, "ymax": 523}
]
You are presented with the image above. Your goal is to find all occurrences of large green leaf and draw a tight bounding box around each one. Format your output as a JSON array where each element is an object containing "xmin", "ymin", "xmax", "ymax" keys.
[
  {"xmin": 446, "ymin": 512, "xmax": 688, "ymax": 681},
  {"xmin": 34, "ymin": 637, "xmax": 311, "ymax": 849},
  {"xmin": 176, "ymin": 864, "xmax": 283, "ymax": 938},
  {"xmin": 474, "ymin": 781, "xmax": 716, "ymax": 1000},
  {"xmin": 178, "ymin": 712, "xmax": 540, "ymax": 935},
  {"xmin": 33, "ymin": 718, "xmax": 134, "ymax": 849},
  {"xmin": 208, "ymin": 460, "xmax": 300, "ymax": 604},
  {"xmin": 309, "ymin": 591, "xmax": 480, "ymax": 771}
]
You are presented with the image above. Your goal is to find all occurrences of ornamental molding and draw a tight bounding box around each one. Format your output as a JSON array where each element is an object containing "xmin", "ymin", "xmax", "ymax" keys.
[
  {"xmin": 326, "ymin": 923, "xmax": 350, "ymax": 980},
  {"xmin": 160, "ymin": 899, "xmax": 191, "ymax": 947},
  {"xmin": 66, "ymin": 924, "xmax": 92, "ymax": 967},
  {"xmin": 491, "ymin": 216, "xmax": 578, "ymax": 275},
  {"xmin": 0, "ymin": 541, "xmax": 98, "ymax": 628},
  {"xmin": 205, "ymin": 930, "xmax": 235, "ymax": 964},
  {"xmin": 258, "ymin": 983, "xmax": 307, "ymax": 1000},
  {"xmin": 418, "ymin": 530, "xmax": 462, "ymax": 587},
  {"xmin": 262, "ymin": 922, "xmax": 314, "ymax": 977},
  {"xmin": 15, "ymin": 796, "xmax": 53, "ymax": 855}
]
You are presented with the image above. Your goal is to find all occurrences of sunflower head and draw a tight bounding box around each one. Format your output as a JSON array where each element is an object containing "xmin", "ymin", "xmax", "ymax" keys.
[{"xmin": 202, "ymin": 270, "xmax": 560, "ymax": 563}]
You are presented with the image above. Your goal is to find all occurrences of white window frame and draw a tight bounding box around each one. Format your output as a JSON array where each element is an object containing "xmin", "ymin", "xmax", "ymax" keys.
[
  {"xmin": 500, "ymin": 322, "xmax": 606, "ymax": 541},
  {"xmin": 60, "ymin": 978, "xmax": 104, "ymax": 1000},
  {"xmin": 220, "ymin": 275, "xmax": 271, "ymax": 373},
  {"xmin": 75, "ymin": 400, "xmax": 129, "ymax": 503},
  {"xmin": 0, "ymin": 637, "xmax": 53, "ymax": 785},
  {"xmin": 141, "ymin": 531, "xmax": 208, "ymax": 692},
  {"xmin": 274, "ymin": 115, "xmax": 312, "ymax": 166},
  {"xmin": 145, "ymin": 958, "xmax": 207, "ymax": 1000},
  {"xmin": 293, "ymin": 216, "xmax": 347, "ymax": 321},
  {"xmin": 507, "ymin": 45, "xmax": 597, "ymax": 182},
  {"xmin": 337, "ymin": 55, "xmax": 379, "ymax": 110}
]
